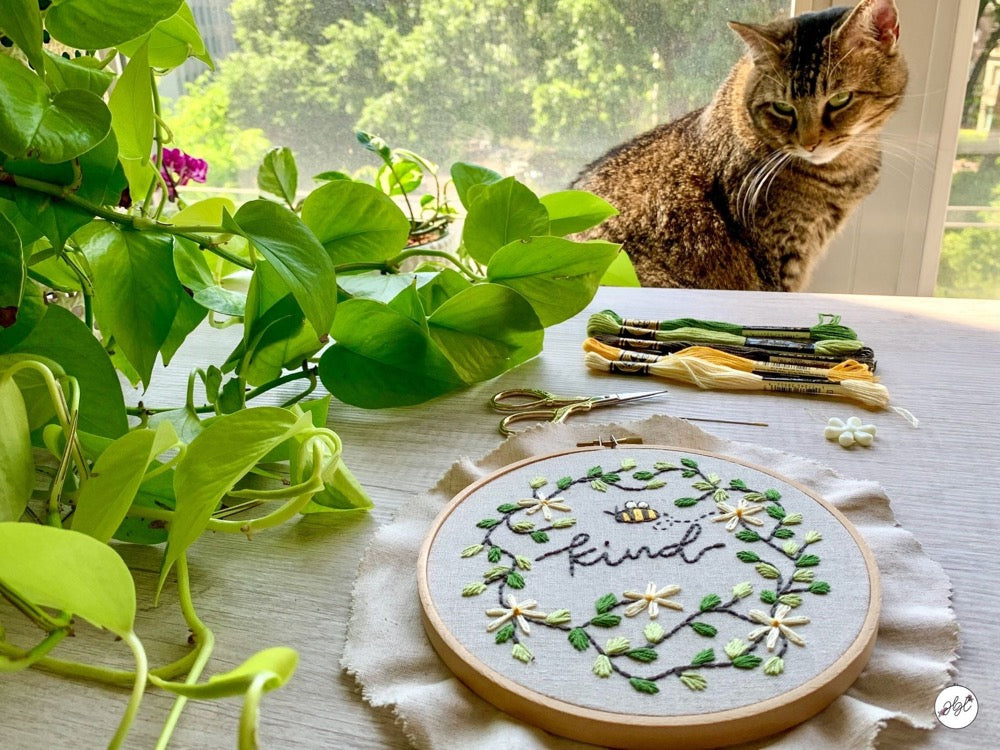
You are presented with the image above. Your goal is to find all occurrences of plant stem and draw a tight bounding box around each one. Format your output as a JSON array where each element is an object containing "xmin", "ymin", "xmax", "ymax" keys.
[
  {"xmin": 238, "ymin": 673, "xmax": 269, "ymax": 750},
  {"xmin": 107, "ymin": 630, "xmax": 148, "ymax": 750}
]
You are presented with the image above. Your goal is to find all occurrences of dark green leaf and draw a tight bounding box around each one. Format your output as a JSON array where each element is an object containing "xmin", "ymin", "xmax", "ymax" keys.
[
  {"xmin": 732, "ymin": 654, "xmax": 763, "ymax": 669},
  {"xmin": 601, "ymin": 473, "xmax": 620, "ymax": 484},
  {"xmin": 680, "ymin": 458, "xmax": 699, "ymax": 469},
  {"xmin": 0, "ymin": 281, "xmax": 44, "ymax": 354},
  {"xmin": 0, "ymin": 213, "xmax": 25, "ymax": 317},
  {"xmin": 625, "ymin": 648, "xmax": 658, "ymax": 663},
  {"xmin": 476, "ymin": 518, "xmax": 500, "ymax": 529},
  {"xmin": 759, "ymin": 590, "xmax": 777, "ymax": 604},
  {"xmin": 494, "ymin": 623, "xmax": 515, "ymax": 644},
  {"xmin": 0, "ymin": 0, "xmax": 45, "ymax": 74},
  {"xmin": 809, "ymin": 581, "xmax": 831, "ymax": 594},
  {"xmin": 506, "ymin": 571, "xmax": 525, "ymax": 589},
  {"xmin": 462, "ymin": 177, "xmax": 549, "ymax": 265},
  {"xmin": 690, "ymin": 622, "xmax": 717, "ymax": 637},
  {"xmin": 257, "ymin": 147, "xmax": 298, "ymax": 208},
  {"xmin": 530, "ymin": 530, "xmax": 549, "ymax": 543},
  {"xmin": 736, "ymin": 550, "xmax": 760, "ymax": 563},
  {"xmin": 765, "ymin": 489, "xmax": 782, "ymax": 502},
  {"xmin": 629, "ymin": 677, "xmax": 659, "ymax": 695},
  {"xmin": 301, "ymin": 180, "xmax": 409, "ymax": 264},
  {"xmin": 795, "ymin": 554, "xmax": 820, "ymax": 567},
  {"xmin": 486, "ymin": 237, "xmax": 618, "ymax": 326},
  {"xmin": 767, "ymin": 504, "xmax": 786, "ymax": 520},
  {"xmin": 674, "ymin": 497, "xmax": 698, "ymax": 508},
  {"xmin": 590, "ymin": 613, "xmax": 621, "ymax": 628},
  {"xmin": 730, "ymin": 478, "xmax": 748, "ymax": 489},
  {"xmin": 496, "ymin": 503, "xmax": 519, "ymax": 513},
  {"xmin": 556, "ymin": 476, "xmax": 573, "ymax": 490},
  {"xmin": 735, "ymin": 529, "xmax": 760, "ymax": 542},
  {"xmin": 568, "ymin": 627, "xmax": 590, "ymax": 651},
  {"xmin": 45, "ymin": 0, "xmax": 183, "ymax": 49},
  {"xmin": 487, "ymin": 545, "xmax": 501, "ymax": 563},
  {"xmin": 632, "ymin": 470, "xmax": 654, "ymax": 480},
  {"xmin": 540, "ymin": 190, "xmax": 617, "ymax": 236},
  {"xmin": 587, "ymin": 466, "xmax": 603, "ymax": 478},
  {"xmin": 691, "ymin": 648, "xmax": 715, "ymax": 666},
  {"xmin": 594, "ymin": 593, "xmax": 617, "ymax": 614},
  {"xmin": 0, "ymin": 54, "xmax": 111, "ymax": 163},
  {"xmin": 773, "ymin": 528, "xmax": 795, "ymax": 539},
  {"xmin": 699, "ymin": 594, "xmax": 722, "ymax": 612}
]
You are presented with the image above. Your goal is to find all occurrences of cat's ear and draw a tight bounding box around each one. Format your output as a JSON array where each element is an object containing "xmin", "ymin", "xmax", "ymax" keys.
[
  {"xmin": 836, "ymin": 0, "xmax": 900, "ymax": 52},
  {"xmin": 729, "ymin": 21, "xmax": 783, "ymax": 60}
]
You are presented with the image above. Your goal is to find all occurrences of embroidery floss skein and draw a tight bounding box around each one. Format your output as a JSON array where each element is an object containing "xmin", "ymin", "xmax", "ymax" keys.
[
  {"xmin": 586, "ymin": 312, "xmax": 865, "ymax": 357},
  {"xmin": 581, "ymin": 339, "xmax": 877, "ymax": 383},
  {"xmin": 583, "ymin": 351, "xmax": 891, "ymax": 409},
  {"xmin": 597, "ymin": 310, "xmax": 858, "ymax": 341}
]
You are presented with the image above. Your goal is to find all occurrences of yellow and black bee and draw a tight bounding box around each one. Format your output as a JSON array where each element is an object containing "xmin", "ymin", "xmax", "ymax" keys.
[{"xmin": 609, "ymin": 500, "xmax": 659, "ymax": 524}]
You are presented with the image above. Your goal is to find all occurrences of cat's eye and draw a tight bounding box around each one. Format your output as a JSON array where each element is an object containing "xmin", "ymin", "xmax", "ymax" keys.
[
  {"xmin": 827, "ymin": 91, "xmax": 853, "ymax": 110},
  {"xmin": 771, "ymin": 101, "xmax": 795, "ymax": 116}
]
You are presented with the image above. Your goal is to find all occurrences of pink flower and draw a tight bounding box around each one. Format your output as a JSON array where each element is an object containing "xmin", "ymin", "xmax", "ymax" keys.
[{"xmin": 160, "ymin": 147, "xmax": 208, "ymax": 200}]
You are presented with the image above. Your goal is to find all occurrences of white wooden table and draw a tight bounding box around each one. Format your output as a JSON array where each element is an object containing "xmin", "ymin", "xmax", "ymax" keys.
[{"xmin": 1, "ymin": 288, "xmax": 997, "ymax": 749}]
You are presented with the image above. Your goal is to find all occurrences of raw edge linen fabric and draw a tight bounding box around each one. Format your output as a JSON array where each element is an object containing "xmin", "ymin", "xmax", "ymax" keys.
[{"xmin": 341, "ymin": 416, "xmax": 959, "ymax": 749}]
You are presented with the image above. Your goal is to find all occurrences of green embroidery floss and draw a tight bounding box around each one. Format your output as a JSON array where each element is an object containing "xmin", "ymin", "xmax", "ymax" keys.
[{"xmin": 598, "ymin": 310, "xmax": 858, "ymax": 341}]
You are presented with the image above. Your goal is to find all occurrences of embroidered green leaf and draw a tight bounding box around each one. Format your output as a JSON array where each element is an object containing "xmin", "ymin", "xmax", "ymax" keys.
[
  {"xmin": 511, "ymin": 643, "xmax": 533, "ymax": 663},
  {"xmin": 764, "ymin": 489, "xmax": 782, "ymax": 502},
  {"xmin": 506, "ymin": 571, "xmax": 525, "ymax": 589},
  {"xmin": 494, "ymin": 623, "xmax": 515, "ymax": 644},
  {"xmin": 804, "ymin": 530, "xmax": 823, "ymax": 544},
  {"xmin": 795, "ymin": 554, "xmax": 821, "ymax": 567},
  {"xmin": 809, "ymin": 581, "xmax": 832, "ymax": 595},
  {"xmin": 529, "ymin": 476, "xmax": 547, "ymax": 489},
  {"xmin": 626, "ymin": 647, "xmax": 659, "ymax": 663},
  {"xmin": 590, "ymin": 613, "xmax": 621, "ymax": 628},
  {"xmin": 773, "ymin": 528, "xmax": 795, "ymax": 539},
  {"xmin": 735, "ymin": 529, "xmax": 760, "ymax": 543},
  {"xmin": 653, "ymin": 461, "xmax": 676, "ymax": 470},
  {"xmin": 645, "ymin": 479, "xmax": 666, "ymax": 490},
  {"xmin": 692, "ymin": 481, "xmax": 715, "ymax": 491},
  {"xmin": 699, "ymin": 594, "xmax": 722, "ymax": 612},
  {"xmin": 732, "ymin": 581, "xmax": 753, "ymax": 599},
  {"xmin": 781, "ymin": 513, "xmax": 803, "ymax": 525},
  {"xmin": 593, "ymin": 654, "xmax": 613, "ymax": 678},
  {"xmin": 556, "ymin": 476, "xmax": 573, "ymax": 490},
  {"xmin": 755, "ymin": 563, "xmax": 781, "ymax": 579},
  {"xmin": 736, "ymin": 550, "xmax": 760, "ymax": 563},
  {"xmin": 690, "ymin": 622, "xmax": 717, "ymax": 637},
  {"xmin": 487, "ymin": 545, "xmax": 502, "ymax": 563},
  {"xmin": 587, "ymin": 465, "xmax": 603, "ymax": 478},
  {"xmin": 514, "ymin": 555, "xmax": 532, "ymax": 571},
  {"xmin": 724, "ymin": 638, "xmax": 749, "ymax": 659},
  {"xmin": 644, "ymin": 622, "xmax": 665, "ymax": 644},
  {"xmin": 462, "ymin": 582, "xmax": 487, "ymax": 597},
  {"xmin": 674, "ymin": 497, "xmax": 698, "ymax": 508},
  {"xmin": 630, "ymin": 677, "xmax": 660, "ymax": 694},
  {"xmin": 759, "ymin": 589, "xmax": 777, "ymax": 604},
  {"xmin": 782, "ymin": 541, "xmax": 799, "ymax": 558},
  {"xmin": 678, "ymin": 672, "xmax": 706, "ymax": 691},
  {"xmin": 793, "ymin": 569, "xmax": 815, "ymax": 583},
  {"xmin": 732, "ymin": 654, "xmax": 763, "ymax": 670},
  {"xmin": 604, "ymin": 636, "xmax": 630, "ymax": 655},
  {"xmin": 476, "ymin": 518, "xmax": 500, "ymax": 529},
  {"xmin": 460, "ymin": 544, "xmax": 483, "ymax": 558},
  {"xmin": 551, "ymin": 517, "xmax": 576, "ymax": 528},
  {"xmin": 713, "ymin": 489, "xmax": 729, "ymax": 503},
  {"xmin": 633, "ymin": 470, "xmax": 654, "ymax": 480},
  {"xmin": 530, "ymin": 530, "xmax": 549, "ymax": 543},
  {"xmin": 619, "ymin": 458, "xmax": 637, "ymax": 470},
  {"xmin": 766, "ymin": 504, "xmax": 786, "ymax": 520},
  {"xmin": 763, "ymin": 656, "xmax": 785, "ymax": 676},
  {"xmin": 729, "ymin": 478, "xmax": 748, "ymax": 490},
  {"xmin": 680, "ymin": 457, "xmax": 699, "ymax": 469},
  {"xmin": 681, "ymin": 470, "xmax": 697, "ymax": 478},
  {"xmin": 778, "ymin": 593, "xmax": 802, "ymax": 607},
  {"xmin": 568, "ymin": 627, "xmax": 590, "ymax": 651},
  {"xmin": 545, "ymin": 609, "xmax": 571, "ymax": 625},
  {"xmin": 691, "ymin": 648, "xmax": 715, "ymax": 666},
  {"xmin": 601, "ymin": 473, "xmax": 621, "ymax": 484},
  {"xmin": 483, "ymin": 565, "xmax": 508, "ymax": 581},
  {"xmin": 595, "ymin": 593, "xmax": 618, "ymax": 614},
  {"xmin": 511, "ymin": 520, "xmax": 535, "ymax": 532},
  {"xmin": 496, "ymin": 503, "xmax": 519, "ymax": 513},
  {"xmin": 590, "ymin": 479, "xmax": 608, "ymax": 492},
  {"xmin": 743, "ymin": 492, "xmax": 765, "ymax": 502}
]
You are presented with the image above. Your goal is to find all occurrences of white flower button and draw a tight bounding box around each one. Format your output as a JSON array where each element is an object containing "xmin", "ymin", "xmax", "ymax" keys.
[{"xmin": 825, "ymin": 416, "xmax": 876, "ymax": 448}]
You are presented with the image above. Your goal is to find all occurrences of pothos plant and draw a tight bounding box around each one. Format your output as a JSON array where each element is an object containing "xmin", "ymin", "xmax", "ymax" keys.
[{"xmin": 0, "ymin": 2, "xmax": 632, "ymax": 748}]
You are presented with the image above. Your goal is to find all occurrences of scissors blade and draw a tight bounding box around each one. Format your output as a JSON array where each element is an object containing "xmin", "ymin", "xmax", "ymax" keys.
[{"xmin": 591, "ymin": 389, "xmax": 668, "ymax": 407}]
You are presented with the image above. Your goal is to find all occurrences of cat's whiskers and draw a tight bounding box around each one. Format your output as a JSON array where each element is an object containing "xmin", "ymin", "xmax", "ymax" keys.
[
  {"xmin": 738, "ymin": 150, "xmax": 784, "ymax": 226},
  {"xmin": 740, "ymin": 151, "xmax": 793, "ymax": 229}
]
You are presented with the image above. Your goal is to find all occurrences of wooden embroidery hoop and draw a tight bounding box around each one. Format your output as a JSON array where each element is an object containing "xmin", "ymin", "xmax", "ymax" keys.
[{"xmin": 417, "ymin": 445, "xmax": 881, "ymax": 749}]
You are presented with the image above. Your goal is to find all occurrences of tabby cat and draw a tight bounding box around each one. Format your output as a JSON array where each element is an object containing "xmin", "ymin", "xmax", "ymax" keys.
[{"xmin": 573, "ymin": 0, "xmax": 907, "ymax": 291}]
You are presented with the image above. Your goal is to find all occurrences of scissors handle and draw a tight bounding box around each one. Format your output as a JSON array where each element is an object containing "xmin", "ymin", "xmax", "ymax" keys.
[
  {"xmin": 498, "ymin": 402, "xmax": 593, "ymax": 436},
  {"xmin": 490, "ymin": 388, "xmax": 585, "ymax": 412}
]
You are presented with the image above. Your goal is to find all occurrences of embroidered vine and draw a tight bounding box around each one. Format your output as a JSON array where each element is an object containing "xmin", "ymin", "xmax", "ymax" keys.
[{"xmin": 457, "ymin": 455, "xmax": 831, "ymax": 694}]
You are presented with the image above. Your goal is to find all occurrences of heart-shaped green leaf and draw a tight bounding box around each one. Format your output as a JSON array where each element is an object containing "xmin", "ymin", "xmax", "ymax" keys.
[
  {"xmin": 108, "ymin": 43, "xmax": 154, "ymax": 161},
  {"xmin": 118, "ymin": 2, "xmax": 212, "ymax": 69},
  {"xmin": 450, "ymin": 162, "xmax": 503, "ymax": 208},
  {"xmin": 257, "ymin": 147, "xmax": 298, "ymax": 208},
  {"xmin": 42, "ymin": 51, "xmax": 115, "ymax": 96},
  {"xmin": 0, "ymin": 378, "xmax": 33, "ymax": 522},
  {"xmin": 540, "ymin": 190, "xmax": 618, "ymax": 236},
  {"xmin": 45, "ymin": 0, "xmax": 184, "ymax": 50},
  {"xmin": 0, "ymin": 522, "xmax": 136, "ymax": 636},
  {"xmin": 461, "ymin": 177, "xmax": 549, "ymax": 265},
  {"xmin": 0, "ymin": 54, "xmax": 111, "ymax": 163},
  {"xmin": 0, "ymin": 0, "xmax": 45, "ymax": 74}
]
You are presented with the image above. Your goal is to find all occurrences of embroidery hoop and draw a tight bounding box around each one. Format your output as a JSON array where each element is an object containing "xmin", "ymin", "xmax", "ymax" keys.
[{"xmin": 417, "ymin": 444, "xmax": 881, "ymax": 749}]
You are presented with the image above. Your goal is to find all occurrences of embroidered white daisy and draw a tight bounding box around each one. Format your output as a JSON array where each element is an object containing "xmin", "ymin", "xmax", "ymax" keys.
[
  {"xmin": 485, "ymin": 594, "xmax": 548, "ymax": 635},
  {"xmin": 622, "ymin": 582, "xmax": 683, "ymax": 619},
  {"xmin": 712, "ymin": 497, "xmax": 766, "ymax": 532},
  {"xmin": 517, "ymin": 492, "xmax": 571, "ymax": 521},
  {"xmin": 746, "ymin": 604, "xmax": 810, "ymax": 650}
]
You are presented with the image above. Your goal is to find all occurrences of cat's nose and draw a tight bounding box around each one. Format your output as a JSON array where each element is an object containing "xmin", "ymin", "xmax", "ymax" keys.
[{"xmin": 801, "ymin": 140, "xmax": 820, "ymax": 152}]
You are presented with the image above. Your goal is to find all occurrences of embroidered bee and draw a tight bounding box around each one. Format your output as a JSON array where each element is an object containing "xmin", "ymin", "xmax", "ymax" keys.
[{"xmin": 607, "ymin": 500, "xmax": 659, "ymax": 524}]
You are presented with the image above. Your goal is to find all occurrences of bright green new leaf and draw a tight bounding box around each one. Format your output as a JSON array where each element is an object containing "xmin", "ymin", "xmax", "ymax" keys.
[
  {"xmin": 461, "ymin": 177, "xmax": 549, "ymax": 265},
  {"xmin": 487, "ymin": 237, "xmax": 619, "ymax": 326},
  {"xmin": 600, "ymin": 250, "xmax": 641, "ymax": 287},
  {"xmin": 173, "ymin": 238, "xmax": 247, "ymax": 317},
  {"xmin": 318, "ymin": 299, "xmax": 463, "ymax": 408},
  {"xmin": 108, "ymin": 43, "xmax": 154, "ymax": 161},
  {"xmin": 540, "ymin": 190, "xmax": 618, "ymax": 236},
  {"xmin": 0, "ymin": 523, "xmax": 136, "ymax": 636},
  {"xmin": 428, "ymin": 284, "xmax": 543, "ymax": 383},
  {"xmin": 73, "ymin": 422, "xmax": 178, "ymax": 543},
  {"xmin": 0, "ymin": 378, "xmax": 33, "ymax": 522},
  {"xmin": 300, "ymin": 457, "xmax": 374, "ymax": 515},
  {"xmin": 118, "ymin": 2, "xmax": 212, "ymax": 69},
  {"xmin": 300, "ymin": 180, "xmax": 410, "ymax": 264},
  {"xmin": 42, "ymin": 51, "xmax": 115, "ymax": 96},
  {"xmin": 45, "ymin": 0, "xmax": 184, "ymax": 49},
  {"xmin": 0, "ymin": 54, "xmax": 111, "ymax": 163},
  {"xmin": 228, "ymin": 201, "xmax": 337, "ymax": 336},
  {"xmin": 0, "ymin": 0, "xmax": 45, "ymax": 74},
  {"xmin": 11, "ymin": 305, "xmax": 128, "ymax": 438},
  {"xmin": 376, "ymin": 159, "xmax": 422, "ymax": 196},
  {"xmin": 450, "ymin": 162, "xmax": 502, "ymax": 208},
  {"xmin": 163, "ymin": 408, "xmax": 314, "ymax": 590},
  {"xmin": 257, "ymin": 147, "xmax": 299, "ymax": 208},
  {"xmin": 81, "ymin": 222, "xmax": 182, "ymax": 388},
  {"xmin": 0, "ymin": 213, "xmax": 25, "ymax": 317},
  {"xmin": 150, "ymin": 647, "xmax": 298, "ymax": 698}
]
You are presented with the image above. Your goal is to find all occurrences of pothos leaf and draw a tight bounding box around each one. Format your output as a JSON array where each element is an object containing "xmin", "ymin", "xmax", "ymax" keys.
[
  {"xmin": 0, "ymin": 377, "xmax": 33, "ymax": 523},
  {"xmin": 149, "ymin": 647, "xmax": 298, "ymax": 698}
]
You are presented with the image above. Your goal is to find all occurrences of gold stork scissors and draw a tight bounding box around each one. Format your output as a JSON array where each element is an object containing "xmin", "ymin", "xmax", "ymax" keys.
[{"xmin": 490, "ymin": 388, "xmax": 668, "ymax": 435}]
